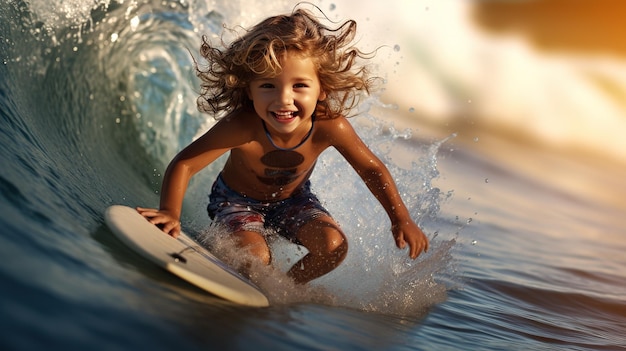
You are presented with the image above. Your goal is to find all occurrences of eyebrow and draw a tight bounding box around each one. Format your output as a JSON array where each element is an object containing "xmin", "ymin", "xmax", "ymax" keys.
[{"xmin": 254, "ymin": 76, "xmax": 314, "ymax": 81}]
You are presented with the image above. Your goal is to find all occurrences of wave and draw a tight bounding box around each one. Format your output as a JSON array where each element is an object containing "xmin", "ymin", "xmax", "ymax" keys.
[
  {"xmin": 464, "ymin": 277, "xmax": 626, "ymax": 348},
  {"xmin": 3, "ymin": 2, "xmax": 625, "ymax": 350},
  {"xmin": 14, "ymin": 0, "xmax": 626, "ymax": 163},
  {"xmin": 0, "ymin": 0, "xmax": 459, "ymax": 313}
]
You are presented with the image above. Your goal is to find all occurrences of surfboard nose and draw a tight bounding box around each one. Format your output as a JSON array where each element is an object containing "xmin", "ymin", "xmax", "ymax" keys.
[{"xmin": 104, "ymin": 205, "xmax": 270, "ymax": 307}]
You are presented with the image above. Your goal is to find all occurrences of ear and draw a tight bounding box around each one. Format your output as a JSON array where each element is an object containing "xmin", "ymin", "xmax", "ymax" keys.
[{"xmin": 318, "ymin": 89, "xmax": 327, "ymax": 102}]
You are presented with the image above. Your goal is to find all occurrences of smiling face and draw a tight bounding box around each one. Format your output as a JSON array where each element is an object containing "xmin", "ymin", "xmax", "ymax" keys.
[{"xmin": 247, "ymin": 51, "xmax": 327, "ymax": 137}]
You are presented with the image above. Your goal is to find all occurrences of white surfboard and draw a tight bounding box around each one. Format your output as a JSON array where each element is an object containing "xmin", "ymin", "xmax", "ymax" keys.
[{"xmin": 104, "ymin": 205, "xmax": 269, "ymax": 307}]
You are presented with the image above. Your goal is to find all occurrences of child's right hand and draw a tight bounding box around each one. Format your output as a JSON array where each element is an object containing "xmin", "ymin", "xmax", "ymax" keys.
[{"xmin": 136, "ymin": 207, "xmax": 181, "ymax": 238}]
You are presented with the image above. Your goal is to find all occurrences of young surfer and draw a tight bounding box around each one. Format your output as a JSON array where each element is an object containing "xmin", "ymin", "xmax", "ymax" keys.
[{"xmin": 138, "ymin": 8, "xmax": 428, "ymax": 283}]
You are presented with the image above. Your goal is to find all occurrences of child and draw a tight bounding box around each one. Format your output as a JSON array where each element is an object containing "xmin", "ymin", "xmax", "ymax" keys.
[{"xmin": 137, "ymin": 8, "xmax": 429, "ymax": 284}]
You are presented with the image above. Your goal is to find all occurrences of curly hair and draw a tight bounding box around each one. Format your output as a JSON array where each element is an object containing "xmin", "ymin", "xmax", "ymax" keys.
[{"xmin": 195, "ymin": 8, "xmax": 376, "ymax": 119}]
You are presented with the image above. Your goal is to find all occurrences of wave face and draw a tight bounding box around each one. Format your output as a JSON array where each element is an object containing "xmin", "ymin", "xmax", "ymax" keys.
[
  {"xmin": 0, "ymin": 0, "xmax": 451, "ymax": 313},
  {"xmin": 2, "ymin": 1, "xmax": 625, "ymax": 351}
]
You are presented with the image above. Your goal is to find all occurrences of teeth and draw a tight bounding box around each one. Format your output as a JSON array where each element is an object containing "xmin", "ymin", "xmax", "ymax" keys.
[{"xmin": 274, "ymin": 111, "xmax": 295, "ymax": 119}]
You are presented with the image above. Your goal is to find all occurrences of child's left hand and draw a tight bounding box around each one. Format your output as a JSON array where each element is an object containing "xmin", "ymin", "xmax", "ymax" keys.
[{"xmin": 392, "ymin": 220, "xmax": 429, "ymax": 259}]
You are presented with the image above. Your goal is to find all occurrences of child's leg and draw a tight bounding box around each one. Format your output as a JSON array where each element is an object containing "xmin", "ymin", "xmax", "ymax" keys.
[
  {"xmin": 230, "ymin": 230, "xmax": 271, "ymax": 280},
  {"xmin": 207, "ymin": 174, "xmax": 270, "ymax": 266},
  {"xmin": 232, "ymin": 230, "xmax": 272, "ymax": 265},
  {"xmin": 288, "ymin": 215, "xmax": 348, "ymax": 284}
]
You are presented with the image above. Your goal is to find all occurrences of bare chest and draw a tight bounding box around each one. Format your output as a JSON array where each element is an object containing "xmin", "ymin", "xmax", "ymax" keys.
[{"xmin": 222, "ymin": 141, "xmax": 324, "ymax": 200}]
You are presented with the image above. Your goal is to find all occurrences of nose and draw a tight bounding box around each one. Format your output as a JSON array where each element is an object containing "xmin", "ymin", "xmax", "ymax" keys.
[{"xmin": 279, "ymin": 87, "xmax": 293, "ymax": 105}]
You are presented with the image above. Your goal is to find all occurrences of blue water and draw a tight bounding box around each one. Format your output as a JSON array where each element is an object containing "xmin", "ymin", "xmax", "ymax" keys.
[{"xmin": 2, "ymin": 1, "xmax": 625, "ymax": 350}]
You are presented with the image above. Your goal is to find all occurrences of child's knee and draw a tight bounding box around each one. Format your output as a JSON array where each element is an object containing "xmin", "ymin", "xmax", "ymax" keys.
[
  {"xmin": 296, "ymin": 218, "xmax": 348, "ymax": 258},
  {"xmin": 252, "ymin": 246, "xmax": 272, "ymax": 265},
  {"xmin": 233, "ymin": 231, "xmax": 272, "ymax": 265},
  {"xmin": 318, "ymin": 227, "xmax": 348, "ymax": 264},
  {"xmin": 328, "ymin": 229, "xmax": 347, "ymax": 255}
]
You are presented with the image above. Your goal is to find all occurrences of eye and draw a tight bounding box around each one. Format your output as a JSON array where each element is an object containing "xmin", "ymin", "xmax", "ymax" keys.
[
  {"xmin": 259, "ymin": 83, "xmax": 274, "ymax": 89},
  {"xmin": 294, "ymin": 83, "xmax": 309, "ymax": 88}
]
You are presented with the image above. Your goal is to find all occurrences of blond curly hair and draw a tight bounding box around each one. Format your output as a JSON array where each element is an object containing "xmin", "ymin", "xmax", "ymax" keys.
[{"xmin": 195, "ymin": 8, "xmax": 376, "ymax": 119}]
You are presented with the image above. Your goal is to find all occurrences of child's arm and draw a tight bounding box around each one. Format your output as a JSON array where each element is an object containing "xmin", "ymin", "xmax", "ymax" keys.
[
  {"xmin": 137, "ymin": 114, "xmax": 248, "ymax": 237},
  {"xmin": 137, "ymin": 149, "xmax": 210, "ymax": 237},
  {"xmin": 328, "ymin": 117, "xmax": 429, "ymax": 259}
]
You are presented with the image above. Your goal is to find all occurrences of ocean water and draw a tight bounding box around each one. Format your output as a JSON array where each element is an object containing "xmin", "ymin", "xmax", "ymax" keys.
[{"xmin": 1, "ymin": 0, "xmax": 625, "ymax": 350}]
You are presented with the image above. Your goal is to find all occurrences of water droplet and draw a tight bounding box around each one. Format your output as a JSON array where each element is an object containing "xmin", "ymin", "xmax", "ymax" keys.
[
  {"xmin": 471, "ymin": 240, "xmax": 477, "ymax": 245},
  {"xmin": 473, "ymin": 137, "xmax": 479, "ymax": 142},
  {"xmin": 130, "ymin": 16, "xmax": 140, "ymax": 31},
  {"xmin": 393, "ymin": 44, "xmax": 401, "ymax": 52},
  {"xmin": 484, "ymin": 178, "xmax": 489, "ymax": 183}
]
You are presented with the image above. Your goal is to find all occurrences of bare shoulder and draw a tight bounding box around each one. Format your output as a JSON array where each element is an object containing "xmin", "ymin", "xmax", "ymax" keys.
[
  {"xmin": 314, "ymin": 115, "xmax": 360, "ymax": 147},
  {"xmin": 316, "ymin": 115, "xmax": 352, "ymax": 129},
  {"xmin": 212, "ymin": 109, "xmax": 257, "ymax": 134},
  {"xmin": 201, "ymin": 109, "xmax": 257, "ymax": 142}
]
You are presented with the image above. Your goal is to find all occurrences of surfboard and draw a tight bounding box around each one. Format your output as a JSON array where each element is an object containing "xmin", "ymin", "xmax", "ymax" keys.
[{"xmin": 104, "ymin": 205, "xmax": 269, "ymax": 307}]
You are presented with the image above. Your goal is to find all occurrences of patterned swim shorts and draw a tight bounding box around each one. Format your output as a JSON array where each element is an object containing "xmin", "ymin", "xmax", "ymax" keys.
[{"xmin": 207, "ymin": 174, "xmax": 331, "ymax": 243}]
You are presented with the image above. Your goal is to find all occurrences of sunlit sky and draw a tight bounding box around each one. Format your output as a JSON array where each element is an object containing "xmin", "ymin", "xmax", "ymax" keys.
[{"xmin": 314, "ymin": 0, "xmax": 626, "ymax": 163}]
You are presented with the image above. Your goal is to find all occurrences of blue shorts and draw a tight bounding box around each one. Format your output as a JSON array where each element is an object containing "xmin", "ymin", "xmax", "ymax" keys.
[{"xmin": 207, "ymin": 174, "xmax": 331, "ymax": 243}]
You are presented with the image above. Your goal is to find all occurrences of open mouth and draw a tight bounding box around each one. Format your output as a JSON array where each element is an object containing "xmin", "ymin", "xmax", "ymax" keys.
[{"xmin": 272, "ymin": 111, "xmax": 299, "ymax": 121}]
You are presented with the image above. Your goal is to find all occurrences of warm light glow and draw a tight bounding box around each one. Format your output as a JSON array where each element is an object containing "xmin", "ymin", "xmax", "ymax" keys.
[{"xmin": 328, "ymin": 0, "xmax": 626, "ymax": 163}]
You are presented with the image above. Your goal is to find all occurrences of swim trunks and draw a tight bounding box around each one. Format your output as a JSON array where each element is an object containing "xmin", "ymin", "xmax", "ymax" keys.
[{"xmin": 207, "ymin": 174, "xmax": 331, "ymax": 243}]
